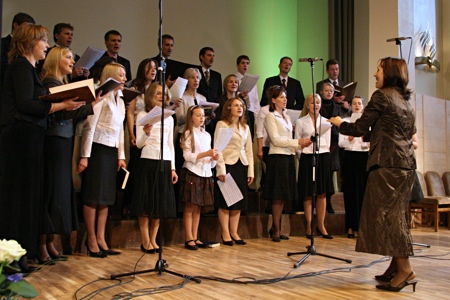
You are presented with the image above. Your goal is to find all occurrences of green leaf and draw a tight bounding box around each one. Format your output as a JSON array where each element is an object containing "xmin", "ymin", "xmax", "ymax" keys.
[{"xmin": 8, "ymin": 280, "xmax": 38, "ymax": 298}]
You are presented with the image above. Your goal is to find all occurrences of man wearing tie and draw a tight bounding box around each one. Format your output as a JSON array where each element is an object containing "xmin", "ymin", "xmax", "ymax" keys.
[
  {"xmin": 260, "ymin": 57, "xmax": 305, "ymax": 110},
  {"xmin": 316, "ymin": 59, "xmax": 348, "ymax": 111},
  {"xmin": 101, "ymin": 30, "xmax": 132, "ymax": 81},
  {"xmin": 197, "ymin": 47, "xmax": 222, "ymax": 136}
]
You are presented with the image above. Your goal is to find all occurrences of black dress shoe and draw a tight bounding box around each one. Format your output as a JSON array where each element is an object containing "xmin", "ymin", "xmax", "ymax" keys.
[
  {"xmin": 185, "ymin": 240, "xmax": 199, "ymax": 250},
  {"xmin": 317, "ymin": 227, "xmax": 333, "ymax": 239},
  {"xmin": 231, "ymin": 236, "xmax": 247, "ymax": 245},
  {"xmin": 221, "ymin": 236, "xmax": 234, "ymax": 246},
  {"xmin": 84, "ymin": 241, "xmax": 107, "ymax": 258},
  {"xmin": 347, "ymin": 233, "xmax": 356, "ymax": 239},
  {"xmin": 272, "ymin": 237, "xmax": 281, "ymax": 242},
  {"xmin": 194, "ymin": 239, "xmax": 208, "ymax": 248},
  {"xmin": 49, "ymin": 252, "xmax": 68, "ymax": 261},
  {"xmin": 280, "ymin": 235, "xmax": 289, "ymax": 240},
  {"xmin": 375, "ymin": 272, "xmax": 396, "ymax": 282},
  {"xmin": 306, "ymin": 234, "xmax": 312, "ymax": 240},
  {"xmin": 140, "ymin": 244, "xmax": 155, "ymax": 254},
  {"xmin": 98, "ymin": 246, "xmax": 121, "ymax": 255},
  {"xmin": 36, "ymin": 256, "xmax": 56, "ymax": 265}
]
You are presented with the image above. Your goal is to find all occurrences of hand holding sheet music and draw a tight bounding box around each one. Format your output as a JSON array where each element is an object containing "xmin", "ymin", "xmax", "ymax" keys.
[
  {"xmin": 74, "ymin": 46, "xmax": 106, "ymax": 70},
  {"xmin": 169, "ymin": 77, "xmax": 188, "ymax": 100},
  {"xmin": 136, "ymin": 106, "xmax": 175, "ymax": 126},
  {"xmin": 238, "ymin": 74, "xmax": 260, "ymax": 93},
  {"xmin": 217, "ymin": 173, "xmax": 244, "ymax": 207}
]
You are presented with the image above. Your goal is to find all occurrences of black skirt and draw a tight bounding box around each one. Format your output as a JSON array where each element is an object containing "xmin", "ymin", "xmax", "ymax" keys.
[
  {"xmin": 297, "ymin": 153, "xmax": 334, "ymax": 201},
  {"xmin": 43, "ymin": 135, "xmax": 78, "ymax": 234},
  {"xmin": 215, "ymin": 160, "xmax": 248, "ymax": 211},
  {"xmin": 178, "ymin": 168, "xmax": 214, "ymax": 213},
  {"xmin": 81, "ymin": 143, "xmax": 118, "ymax": 206},
  {"xmin": 131, "ymin": 158, "xmax": 176, "ymax": 219},
  {"xmin": 262, "ymin": 154, "xmax": 297, "ymax": 211}
]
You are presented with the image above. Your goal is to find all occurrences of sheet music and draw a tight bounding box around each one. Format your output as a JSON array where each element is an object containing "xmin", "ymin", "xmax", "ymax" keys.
[
  {"xmin": 350, "ymin": 112, "xmax": 362, "ymax": 123},
  {"xmin": 74, "ymin": 46, "xmax": 105, "ymax": 69},
  {"xmin": 136, "ymin": 106, "xmax": 175, "ymax": 126},
  {"xmin": 285, "ymin": 109, "xmax": 301, "ymax": 123},
  {"xmin": 217, "ymin": 173, "xmax": 244, "ymax": 207},
  {"xmin": 169, "ymin": 77, "xmax": 188, "ymax": 100},
  {"xmin": 198, "ymin": 100, "xmax": 219, "ymax": 111},
  {"xmin": 319, "ymin": 119, "xmax": 333, "ymax": 135},
  {"xmin": 214, "ymin": 127, "xmax": 235, "ymax": 153},
  {"xmin": 238, "ymin": 74, "xmax": 260, "ymax": 92}
]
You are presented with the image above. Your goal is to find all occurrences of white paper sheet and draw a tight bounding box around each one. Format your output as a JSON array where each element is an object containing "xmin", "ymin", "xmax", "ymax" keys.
[
  {"xmin": 169, "ymin": 77, "xmax": 188, "ymax": 100},
  {"xmin": 74, "ymin": 46, "xmax": 106, "ymax": 69},
  {"xmin": 217, "ymin": 173, "xmax": 244, "ymax": 207},
  {"xmin": 285, "ymin": 109, "xmax": 301, "ymax": 123},
  {"xmin": 198, "ymin": 100, "xmax": 219, "ymax": 111},
  {"xmin": 319, "ymin": 119, "xmax": 333, "ymax": 135},
  {"xmin": 136, "ymin": 106, "xmax": 175, "ymax": 126},
  {"xmin": 238, "ymin": 74, "xmax": 260, "ymax": 93},
  {"xmin": 214, "ymin": 127, "xmax": 235, "ymax": 153},
  {"xmin": 350, "ymin": 112, "xmax": 362, "ymax": 123}
]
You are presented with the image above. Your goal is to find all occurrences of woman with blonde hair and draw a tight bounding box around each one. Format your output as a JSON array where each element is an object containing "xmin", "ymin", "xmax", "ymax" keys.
[
  {"xmin": 214, "ymin": 97, "xmax": 253, "ymax": 246},
  {"xmin": 0, "ymin": 23, "xmax": 83, "ymax": 272},
  {"xmin": 78, "ymin": 62, "xmax": 127, "ymax": 258}
]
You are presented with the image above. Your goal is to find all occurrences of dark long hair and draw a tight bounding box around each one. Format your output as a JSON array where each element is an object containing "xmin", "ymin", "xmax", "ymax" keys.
[
  {"xmin": 378, "ymin": 57, "xmax": 412, "ymax": 101},
  {"xmin": 132, "ymin": 58, "xmax": 157, "ymax": 93}
]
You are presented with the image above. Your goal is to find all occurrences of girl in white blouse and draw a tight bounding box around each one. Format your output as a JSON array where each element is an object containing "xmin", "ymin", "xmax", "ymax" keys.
[
  {"xmin": 179, "ymin": 106, "xmax": 219, "ymax": 250},
  {"xmin": 338, "ymin": 96, "xmax": 369, "ymax": 238},
  {"xmin": 78, "ymin": 62, "xmax": 127, "ymax": 257},
  {"xmin": 215, "ymin": 98, "xmax": 254, "ymax": 246},
  {"xmin": 131, "ymin": 82, "xmax": 177, "ymax": 254},
  {"xmin": 295, "ymin": 94, "xmax": 334, "ymax": 239}
]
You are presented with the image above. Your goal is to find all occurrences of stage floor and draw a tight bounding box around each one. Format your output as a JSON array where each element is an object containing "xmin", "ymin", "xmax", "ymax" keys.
[{"xmin": 26, "ymin": 227, "xmax": 450, "ymax": 299}]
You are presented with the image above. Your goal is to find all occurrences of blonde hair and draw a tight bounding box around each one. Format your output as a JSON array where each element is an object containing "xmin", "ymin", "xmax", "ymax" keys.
[
  {"xmin": 8, "ymin": 23, "xmax": 48, "ymax": 63},
  {"xmin": 180, "ymin": 105, "xmax": 204, "ymax": 153},
  {"xmin": 42, "ymin": 46, "xmax": 72, "ymax": 84},
  {"xmin": 99, "ymin": 62, "xmax": 125, "ymax": 84},
  {"xmin": 300, "ymin": 93, "xmax": 321, "ymax": 118}
]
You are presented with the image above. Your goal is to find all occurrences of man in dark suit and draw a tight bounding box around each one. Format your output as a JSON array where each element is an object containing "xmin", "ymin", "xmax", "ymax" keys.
[
  {"xmin": 151, "ymin": 34, "xmax": 196, "ymax": 87},
  {"xmin": 196, "ymin": 47, "xmax": 222, "ymax": 135},
  {"xmin": 316, "ymin": 59, "xmax": 349, "ymax": 113},
  {"xmin": 1, "ymin": 12, "xmax": 35, "ymax": 82},
  {"xmin": 260, "ymin": 56, "xmax": 305, "ymax": 110},
  {"xmin": 101, "ymin": 30, "xmax": 132, "ymax": 81}
]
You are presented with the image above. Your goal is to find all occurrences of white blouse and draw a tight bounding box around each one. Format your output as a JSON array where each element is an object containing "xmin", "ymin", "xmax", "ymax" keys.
[
  {"xmin": 81, "ymin": 91, "xmax": 125, "ymax": 159},
  {"xmin": 295, "ymin": 114, "xmax": 330, "ymax": 154},
  {"xmin": 136, "ymin": 110, "xmax": 175, "ymax": 170},
  {"xmin": 176, "ymin": 91, "xmax": 207, "ymax": 133},
  {"xmin": 182, "ymin": 127, "xmax": 216, "ymax": 177},
  {"xmin": 338, "ymin": 117, "xmax": 370, "ymax": 151}
]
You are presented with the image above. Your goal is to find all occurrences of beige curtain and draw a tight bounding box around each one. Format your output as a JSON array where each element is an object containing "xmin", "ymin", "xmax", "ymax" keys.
[{"xmin": 328, "ymin": 0, "xmax": 354, "ymax": 83}]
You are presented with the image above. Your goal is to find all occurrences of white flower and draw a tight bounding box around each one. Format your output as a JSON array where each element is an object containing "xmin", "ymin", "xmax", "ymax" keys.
[{"xmin": 0, "ymin": 239, "xmax": 27, "ymax": 264}]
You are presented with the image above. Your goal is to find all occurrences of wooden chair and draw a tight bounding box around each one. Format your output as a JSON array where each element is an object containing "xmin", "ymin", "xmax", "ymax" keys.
[{"xmin": 410, "ymin": 171, "xmax": 450, "ymax": 231}]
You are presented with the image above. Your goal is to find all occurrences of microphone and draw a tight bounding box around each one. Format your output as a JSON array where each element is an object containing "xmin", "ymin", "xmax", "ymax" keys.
[
  {"xmin": 298, "ymin": 57, "xmax": 322, "ymax": 62},
  {"xmin": 386, "ymin": 36, "xmax": 411, "ymax": 42}
]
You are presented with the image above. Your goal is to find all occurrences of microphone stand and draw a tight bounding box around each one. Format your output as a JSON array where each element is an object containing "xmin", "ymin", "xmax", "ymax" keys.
[
  {"xmin": 111, "ymin": 0, "xmax": 200, "ymax": 283},
  {"xmin": 287, "ymin": 59, "xmax": 351, "ymax": 268}
]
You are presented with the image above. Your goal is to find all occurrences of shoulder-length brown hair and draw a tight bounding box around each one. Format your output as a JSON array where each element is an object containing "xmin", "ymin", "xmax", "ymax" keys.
[
  {"xmin": 144, "ymin": 82, "xmax": 171, "ymax": 112},
  {"xmin": 266, "ymin": 85, "xmax": 286, "ymax": 112},
  {"xmin": 8, "ymin": 23, "xmax": 48, "ymax": 63},
  {"xmin": 221, "ymin": 97, "xmax": 247, "ymax": 127},
  {"xmin": 378, "ymin": 57, "xmax": 412, "ymax": 100}
]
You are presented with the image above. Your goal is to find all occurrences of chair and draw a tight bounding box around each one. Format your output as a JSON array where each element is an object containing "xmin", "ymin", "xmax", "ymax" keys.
[
  {"xmin": 410, "ymin": 171, "xmax": 450, "ymax": 232},
  {"xmin": 442, "ymin": 171, "xmax": 450, "ymax": 196}
]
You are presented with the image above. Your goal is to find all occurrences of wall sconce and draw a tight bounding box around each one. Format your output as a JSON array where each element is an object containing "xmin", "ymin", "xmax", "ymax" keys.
[{"xmin": 415, "ymin": 26, "xmax": 440, "ymax": 72}]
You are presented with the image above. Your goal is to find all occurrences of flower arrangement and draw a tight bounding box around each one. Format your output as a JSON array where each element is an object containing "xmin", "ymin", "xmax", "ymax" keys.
[{"xmin": 0, "ymin": 239, "xmax": 38, "ymax": 299}]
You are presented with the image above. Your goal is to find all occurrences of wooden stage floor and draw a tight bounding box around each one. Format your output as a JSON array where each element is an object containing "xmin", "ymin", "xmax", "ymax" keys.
[{"xmin": 26, "ymin": 227, "xmax": 450, "ymax": 299}]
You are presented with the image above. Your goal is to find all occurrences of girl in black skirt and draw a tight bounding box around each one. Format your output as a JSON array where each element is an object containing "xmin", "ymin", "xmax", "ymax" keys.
[
  {"xmin": 179, "ymin": 106, "xmax": 219, "ymax": 250},
  {"xmin": 214, "ymin": 98, "xmax": 254, "ymax": 246},
  {"xmin": 263, "ymin": 85, "xmax": 301, "ymax": 242},
  {"xmin": 295, "ymin": 94, "xmax": 334, "ymax": 239},
  {"xmin": 131, "ymin": 82, "xmax": 177, "ymax": 253},
  {"xmin": 78, "ymin": 62, "xmax": 127, "ymax": 257}
]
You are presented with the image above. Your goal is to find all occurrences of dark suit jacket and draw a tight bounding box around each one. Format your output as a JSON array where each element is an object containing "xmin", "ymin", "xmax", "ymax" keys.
[
  {"xmin": 151, "ymin": 54, "xmax": 197, "ymax": 82},
  {"xmin": 260, "ymin": 76, "xmax": 305, "ymax": 110},
  {"xmin": 339, "ymin": 87, "xmax": 416, "ymax": 171},
  {"xmin": 196, "ymin": 67, "xmax": 222, "ymax": 137},
  {"xmin": 1, "ymin": 35, "xmax": 12, "ymax": 82},
  {"xmin": 101, "ymin": 52, "xmax": 132, "ymax": 82}
]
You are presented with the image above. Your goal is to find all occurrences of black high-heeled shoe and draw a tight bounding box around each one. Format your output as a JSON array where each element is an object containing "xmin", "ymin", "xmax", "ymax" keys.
[
  {"xmin": 36, "ymin": 256, "xmax": 56, "ymax": 265},
  {"xmin": 140, "ymin": 244, "xmax": 155, "ymax": 254},
  {"xmin": 375, "ymin": 272, "xmax": 396, "ymax": 282},
  {"xmin": 316, "ymin": 227, "xmax": 333, "ymax": 239},
  {"xmin": 98, "ymin": 246, "xmax": 121, "ymax": 255},
  {"xmin": 185, "ymin": 240, "xmax": 199, "ymax": 250},
  {"xmin": 376, "ymin": 272, "xmax": 418, "ymax": 292},
  {"xmin": 221, "ymin": 236, "xmax": 234, "ymax": 246},
  {"xmin": 84, "ymin": 240, "xmax": 107, "ymax": 258},
  {"xmin": 269, "ymin": 228, "xmax": 289, "ymax": 241},
  {"xmin": 230, "ymin": 236, "xmax": 247, "ymax": 245},
  {"xmin": 49, "ymin": 252, "xmax": 68, "ymax": 261}
]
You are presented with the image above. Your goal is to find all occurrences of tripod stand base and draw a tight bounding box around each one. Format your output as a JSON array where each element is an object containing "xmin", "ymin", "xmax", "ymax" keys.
[
  {"xmin": 288, "ymin": 245, "xmax": 352, "ymax": 268},
  {"xmin": 110, "ymin": 259, "xmax": 201, "ymax": 283}
]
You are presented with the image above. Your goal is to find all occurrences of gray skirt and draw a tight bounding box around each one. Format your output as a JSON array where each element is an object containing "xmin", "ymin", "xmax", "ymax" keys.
[{"xmin": 356, "ymin": 167, "xmax": 414, "ymax": 257}]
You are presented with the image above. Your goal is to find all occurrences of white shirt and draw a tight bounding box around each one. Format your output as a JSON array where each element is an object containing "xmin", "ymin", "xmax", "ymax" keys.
[
  {"xmin": 136, "ymin": 110, "xmax": 175, "ymax": 169},
  {"xmin": 256, "ymin": 105, "xmax": 270, "ymax": 147},
  {"xmin": 264, "ymin": 110, "xmax": 298, "ymax": 155},
  {"xmin": 81, "ymin": 91, "xmax": 125, "ymax": 159},
  {"xmin": 295, "ymin": 114, "xmax": 330, "ymax": 154},
  {"xmin": 182, "ymin": 127, "xmax": 217, "ymax": 177},
  {"xmin": 235, "ymin": 72, "xmax": 260, "ymax": 115},
  {"xmin": 338, "ymin": 117, "xmax": 369, "ymax": 151},
  {"xmin": 176, "ymin": 91, "xmax": 207, "ymax": 133}
]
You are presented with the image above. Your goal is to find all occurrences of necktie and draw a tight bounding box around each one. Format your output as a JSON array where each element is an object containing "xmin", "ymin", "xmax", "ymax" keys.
[
  {"xmin": 194, "ymin": 98, "xmax": 198, "ymax": 106},
  {"xmin": 205, "ymin": 70, "xmax": 210, "ymax": 86},
  {"xmin": 282, "ymin": 78, "xmax": 287, "ymax": 89},
  {"xmin": 333, "ymin": 80, "xmax": 337, "ymax": 86}
]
